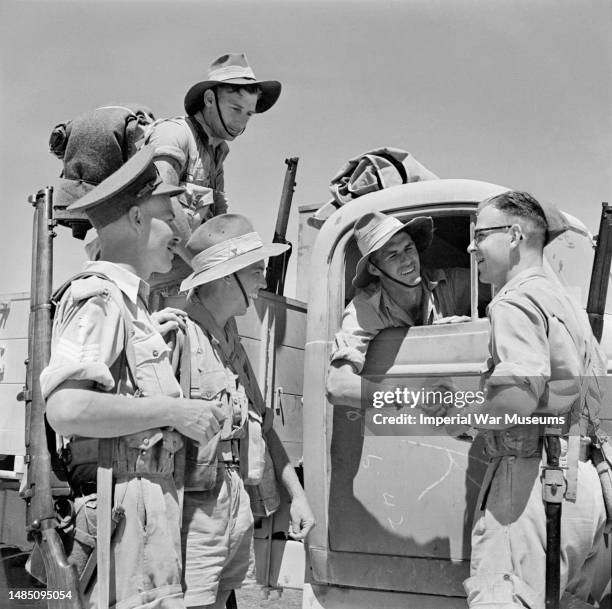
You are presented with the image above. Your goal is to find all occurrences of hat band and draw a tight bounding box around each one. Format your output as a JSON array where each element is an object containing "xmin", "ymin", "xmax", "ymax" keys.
[
  {"xmin": 358, "ymin": 216, "xmax": 405, "ymax": 256},
  {"xmin": 191, "ymin": 232, "xmax": 263, "ymax": 274},
  {"xmin": 209, "ymin": 65, "xmax": 257, "ymax": 82}
]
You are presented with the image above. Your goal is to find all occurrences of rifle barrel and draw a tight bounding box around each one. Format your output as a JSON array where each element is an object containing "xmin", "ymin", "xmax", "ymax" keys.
[
  {"xmin": 24, "ymin": 188, "xmax": 83, "ymax": 608},
  {"xmin": 587, "ymin": 202, "xmax": 612, "ymax": 342}
]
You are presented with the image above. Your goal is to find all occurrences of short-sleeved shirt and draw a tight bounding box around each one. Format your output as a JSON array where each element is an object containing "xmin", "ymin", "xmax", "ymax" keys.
[
  {"xmin": 330, "ymin": 267, "xmax": 471, "ymax": 374},
  {"xmin": 145, "ymin": 116, "xmax": 229, "ymax": 215},
  {"xmin": 480, "ymin": 266, "xmax": 605, "ymax": 419},
  {"xmin": 40, "ymin": 260, "xmax": 181, "ymax": 400}
]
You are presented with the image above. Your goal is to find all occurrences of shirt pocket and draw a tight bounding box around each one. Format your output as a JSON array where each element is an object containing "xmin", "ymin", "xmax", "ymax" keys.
[{"xmin": 132, "ymin": 332, "xmax": 180, "ymax": 397}]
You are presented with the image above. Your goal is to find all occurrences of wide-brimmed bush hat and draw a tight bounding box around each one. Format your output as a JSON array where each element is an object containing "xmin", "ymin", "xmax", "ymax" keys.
[
  {"xmin": 180, "ymin": 214, "xmax": 289, "ymax": 291},
  {"xmin": 184, "ymin": 52, "xmax": 281, "ymax": 116},
  {"xmin": 352, "ymin": 211, "xmax": 434, "ymax": 288}
]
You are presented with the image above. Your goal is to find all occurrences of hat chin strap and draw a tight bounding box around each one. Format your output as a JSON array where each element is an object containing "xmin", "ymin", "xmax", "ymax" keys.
[
  {"xmin": 214, "ymin": 90, "xmax": 245, "ymax": 138},
  {"xmin": 233, "ymin": 272, "xmax": 250, "ymax": 308},
  {"xmin": 370, "ymin": 262, "xmax": 422, "ymax": 288}
]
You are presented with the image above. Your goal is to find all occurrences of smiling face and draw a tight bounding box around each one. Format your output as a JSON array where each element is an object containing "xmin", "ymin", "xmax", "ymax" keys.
[
  {"xmin": 369, "ymin": 230, "xmax": 421, "ymax": 285},
  {"xmin": 236, "ymin": 259, "xmax": 267, "ymax": 301},
  {"xmin": 468, "ymin": 204, "xmax": 516, "ymax": 288},
  {"xmin": 137, "ymin": 195, "xmax": 179, "ymax": 277},
  {"xmin": 204, "ymin": 87, "xmax": 259, "ymax": 140}
]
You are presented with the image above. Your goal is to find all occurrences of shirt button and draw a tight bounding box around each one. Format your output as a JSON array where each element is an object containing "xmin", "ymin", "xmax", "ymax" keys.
[
  {"xmin": 152, "ymin": 350, "xmax": 159, "ymax": 357},
  {"xmin": 143, "ymin": 438, "xmax": 149, "ymax": 446}
]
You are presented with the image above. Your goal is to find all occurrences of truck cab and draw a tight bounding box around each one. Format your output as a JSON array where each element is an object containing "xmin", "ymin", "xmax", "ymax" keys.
[
  {"xmin": 0, "ymin": 178, "xmax": 610, "ymax": 606},
  {"xmin": 300, "ymin": 179, "xmax": 612, "ymax": 608}
]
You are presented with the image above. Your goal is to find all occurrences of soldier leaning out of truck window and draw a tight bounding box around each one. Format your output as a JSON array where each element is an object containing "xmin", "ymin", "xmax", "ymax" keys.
[
  {"xmin": 326, "ymin": 211, "xmax": 478, "ymax": 409},
  {"xmin": 41, "ymin": 147, "xmax": 225, "ymax": 609}
]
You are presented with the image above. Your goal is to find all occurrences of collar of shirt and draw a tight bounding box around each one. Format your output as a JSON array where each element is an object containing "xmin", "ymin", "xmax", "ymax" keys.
[
  {"xmin": 185, "ymin": 298, "xmax": 236, "ymax": 353},
  {"xmin": 377, "ymin": 267, "xmax": 448, "ymax": 325},
  {"xmin": 83, "ymin": 260, "xmax": 150, "ymax": 306},
  {"xmin": 194, "ymin": 114, "xmax": 226, "ymax": 152},
  {"xmin": 489, "ymin": 266, "xmax": 548, "ymax": 309}
]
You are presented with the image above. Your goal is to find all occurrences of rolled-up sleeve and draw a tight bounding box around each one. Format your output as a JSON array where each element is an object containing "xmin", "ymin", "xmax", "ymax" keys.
[
  {"xmin": 330, "ymin": 295, "xmax": 388, "ymax": 374},
  {"xmin": 486, "ymin": 298, "xmax": 549, "ymax": 400},
  {"xmin": 146, "ymin": 120, "xmax": 189, "ymax": 170},
  {"xmin": 40, "ymin": 293, "xmax": 124, "ymax": 398}
]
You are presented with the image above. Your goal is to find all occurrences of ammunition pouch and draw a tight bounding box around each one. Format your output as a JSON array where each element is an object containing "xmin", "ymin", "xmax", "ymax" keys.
[
  {"xmin": 65, "ymin": 428, "xmax": 183, "ymax": 482},
  {"xmin": 184, "ymin": 433, "xmax": 222, "ymax": 492}
]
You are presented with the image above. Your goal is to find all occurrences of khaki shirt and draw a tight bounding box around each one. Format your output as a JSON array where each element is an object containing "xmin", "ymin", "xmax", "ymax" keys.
[
  {"xmin": 182, "ymin": 300, "xmax": 271, "ymax": 490},
  {"xmin": 481, "ymin": 266, "xmax": 606, "ymax": 422},
  {"xmin": 331, "ymin": 267, "xmax": 471, "ymax": 373},
  {"xmin": 41, "ymin": 261, "xmax": 181, "ymax": 400},
  {"xmin": 145, "ymin": 116, "xmax": 229, "ymax": 216}
]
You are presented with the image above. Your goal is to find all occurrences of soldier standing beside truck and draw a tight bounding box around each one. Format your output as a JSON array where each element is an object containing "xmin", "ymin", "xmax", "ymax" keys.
[
  {"xmin": 145, "ymin": 53, "xmax": 281, "ymax": 262},
  {"xmin": 461, "ymin": 191, "xmax": 609, "ymax": 608},
  {"xmin": 326, "ymin": 210, "xmax": 473, "ymax": 409},
  {"xmin": 40, "ymin": 147, "xmax": 226, "ymax": 609},
  {"xmin": 177, "ymin": 214, "xmax": 315, "ymax": 609}
]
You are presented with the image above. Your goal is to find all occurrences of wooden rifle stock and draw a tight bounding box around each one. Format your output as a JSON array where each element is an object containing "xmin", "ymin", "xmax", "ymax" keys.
[
  {"xmin": 265, "ymin": 157, "xmax": 299, "ymax": 296},
  {"xmin": 23, "ymin": 188, "xmax": 83, "ymax": 607},
  {"xmin": 587, "ymin": 202, "xmax": 612, "ymax": 342}
]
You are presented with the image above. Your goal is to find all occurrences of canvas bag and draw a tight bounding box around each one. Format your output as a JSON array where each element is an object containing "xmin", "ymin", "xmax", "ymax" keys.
[
  {"xmin": 49, "ymin": 104, "xmax": 155, "ymax": 235},
  {"xmin": 311, "ymin": 147, "xmax": 439, "ymax": 226}
]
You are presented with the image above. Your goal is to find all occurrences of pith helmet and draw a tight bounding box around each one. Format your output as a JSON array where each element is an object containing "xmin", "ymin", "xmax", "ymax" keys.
[
  {"xmin": 184, "ymin": 52, "xmax": 282, "ymax": 116},
  {"xmin": 352, "ymin": 211, "xmax": 434, "ymax": 288},
  {"xmin": 180, "ymin": 214, "xmax": 289, "ymax": 291}
]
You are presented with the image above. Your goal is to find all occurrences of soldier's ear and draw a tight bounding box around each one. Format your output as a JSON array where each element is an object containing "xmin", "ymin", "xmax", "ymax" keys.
[
  {"xmin": 203, "ymin": 89, "xmax": 215, "ymax": 108},
  {"xmin": 509, "ymin": 224, "xmax": 523, "ymax": 248},
  {"xmin": 367, "ymin": 260, "xmax": 381, "ymax": 277},
  {"xmin": 127, "ymin": 205, "xmax": 144, "ymax": 233}
]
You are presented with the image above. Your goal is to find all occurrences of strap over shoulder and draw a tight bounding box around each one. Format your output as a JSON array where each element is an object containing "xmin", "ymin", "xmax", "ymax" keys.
[{"xmin": 52, "ymin": 271, "xmax": 139, "ymax": 391}]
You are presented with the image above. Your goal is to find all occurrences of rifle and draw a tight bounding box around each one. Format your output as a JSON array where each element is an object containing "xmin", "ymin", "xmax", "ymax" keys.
[
  {"xmin": 265, "ymin": 157, "xmax": 299, "ymax": 296},
  {"xmin": 587, "ymin": 202, "xmax": 612, "ymax": 341},
  {"xmin": 22, "ymin": 188, "xmax": 83, "ymax": 608}
]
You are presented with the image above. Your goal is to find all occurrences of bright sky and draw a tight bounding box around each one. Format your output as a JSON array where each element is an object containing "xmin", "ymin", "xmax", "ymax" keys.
[{"xmin": 1, "ymin": 0, "xmax": 610, "ymax": 298}]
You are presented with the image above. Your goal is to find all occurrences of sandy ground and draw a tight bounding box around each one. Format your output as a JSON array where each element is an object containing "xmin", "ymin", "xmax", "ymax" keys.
[{"xmin": 236, "ymin": 585, "xmax": 302, "ymax": 609}]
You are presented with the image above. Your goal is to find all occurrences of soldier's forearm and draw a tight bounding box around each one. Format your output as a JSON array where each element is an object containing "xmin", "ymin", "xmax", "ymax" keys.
[
  {"xmin": 46, "ymin": 385, "xmax": 178, "ymax": 438},
  {"xmin": 265, "ymin": 428, "xmax": 306, "ymax": 500},
  {"xmin": 326, "ymin": 361, "xmax": 399, "ymax": 410}
]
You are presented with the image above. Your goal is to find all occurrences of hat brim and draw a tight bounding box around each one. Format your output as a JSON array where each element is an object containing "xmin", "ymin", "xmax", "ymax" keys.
[
  {"xmin": 151, "ymin": 182, "xmax": 184, "ymax": 199},
  {"xmin": 180, "ymin": 242, "xmax": 289, "ymax": 292},
  {"xmin": 184, "ymin": 79, "xmax": 282, "ymax": 115},
  {"xmin": 68, "ymin": 181, "xmax": 184, "ymax": 212},
  {"xmin": 352, "ymin": 217, "xmax": 434, "ymax": 288}
]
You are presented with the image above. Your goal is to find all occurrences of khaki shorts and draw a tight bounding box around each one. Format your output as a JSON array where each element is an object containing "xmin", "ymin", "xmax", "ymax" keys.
[
  {"xmin": 465, "ymin": 456, "xmax": 608, "ymax": 609},
  {"xmin": 181, "ymin": 466, "xmax": 254, "ymax": 607},
  {"xmin": 81, "ymin": 476, "xmax": 184, "ymax": 609}
]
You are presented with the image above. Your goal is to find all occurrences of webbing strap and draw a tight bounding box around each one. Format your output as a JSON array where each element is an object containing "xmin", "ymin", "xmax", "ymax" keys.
[
  {"xmin": 185, "ymin": 116, "xmax": 221, "ymax": 192},
  {"xmin": 96, "ymin": 439, "xmax": 113, "ymax": 609}
]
